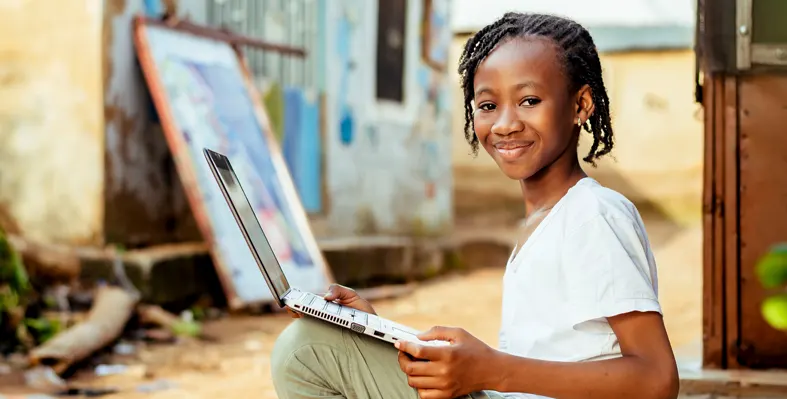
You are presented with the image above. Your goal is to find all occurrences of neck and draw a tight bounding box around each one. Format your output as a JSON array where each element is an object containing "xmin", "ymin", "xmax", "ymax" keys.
[{"xmin": 519, "ymin": 154, "xmax": 586, "ymax": 215}]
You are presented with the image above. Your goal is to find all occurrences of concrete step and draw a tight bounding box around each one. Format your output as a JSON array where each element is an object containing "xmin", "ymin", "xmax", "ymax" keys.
[
  {"xmin": 79, "ymin": 242, "xmax": 223, "ymax": 308},
  {"xmin": 78, "ymin": 234, "xmax": 515, "ymax": 308},
  {"xmin": 679, "ymin": 367, "xmax": 787, "ymax": 397}
]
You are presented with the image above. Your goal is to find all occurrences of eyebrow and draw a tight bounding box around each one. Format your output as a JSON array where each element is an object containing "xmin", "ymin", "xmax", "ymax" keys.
[{"xmin": 475, "ymin": 81, "xmax": 540, "ymax": 97}]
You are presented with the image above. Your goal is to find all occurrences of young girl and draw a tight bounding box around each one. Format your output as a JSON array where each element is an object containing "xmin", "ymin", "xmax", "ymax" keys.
[{"xmin": 271, "ymin": 12, "xmax": 679, "ymax": 399}]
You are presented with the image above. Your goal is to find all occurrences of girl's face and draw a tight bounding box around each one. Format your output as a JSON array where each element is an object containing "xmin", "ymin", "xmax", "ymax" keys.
[{"xmin": 472, "ymin": 37, "xmax": 580, "ymax": 181}]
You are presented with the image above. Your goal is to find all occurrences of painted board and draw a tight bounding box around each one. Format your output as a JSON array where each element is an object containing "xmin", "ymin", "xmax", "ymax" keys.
[{"xmin": 133, "ymin": 17, "xmax": 333, "ymax": 309}]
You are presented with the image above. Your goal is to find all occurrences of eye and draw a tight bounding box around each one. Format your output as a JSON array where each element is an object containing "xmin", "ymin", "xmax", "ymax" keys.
[
  {"xmin": 520, "ymin": 98, "xmax": 542, "ymax": 107},
  {"xmin": 478, "ymin": 103, "xmax": 496, "ymax": 112}
]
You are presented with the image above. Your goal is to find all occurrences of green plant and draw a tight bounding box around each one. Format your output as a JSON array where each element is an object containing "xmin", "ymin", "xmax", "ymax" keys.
[
  {"xmin": 755, "ymin": 243, "xmax": 787, "ymax": 331},
  {"xmin": 0, "ymin": 228, "xmax": 62, "ymax": 352},
  {"xmin": 0, "ymin": 227, "xmax": 33, "ymax": 351}
]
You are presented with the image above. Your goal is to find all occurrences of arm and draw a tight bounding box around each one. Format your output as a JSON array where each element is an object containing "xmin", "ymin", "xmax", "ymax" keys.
[
  {"xmin": 492, "ymin": 311, "xmax": 679, "ymax": 399},
  {"xmin": 397, "ymin": 312, "xmax": 678, "ymax": 399}
]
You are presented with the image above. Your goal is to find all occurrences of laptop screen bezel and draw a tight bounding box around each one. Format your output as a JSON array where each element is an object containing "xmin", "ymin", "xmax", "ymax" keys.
[{"xmin": 203, "ymin": 148, "xmax": 290, "ymax": 308}]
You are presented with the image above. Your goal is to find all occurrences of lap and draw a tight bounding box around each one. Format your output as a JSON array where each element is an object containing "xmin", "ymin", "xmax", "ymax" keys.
[
  {"xmin": 271, "ymin": 317, "xmax": 503, "ymax": 399},
  {"xmin": 271, "ymin": 316, "xmax": 418, "ymax": 399}
]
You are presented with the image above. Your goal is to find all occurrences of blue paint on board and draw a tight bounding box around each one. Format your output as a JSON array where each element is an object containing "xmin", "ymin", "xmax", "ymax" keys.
[
  {"xmin": 186, "ymin": 62, "xmax": 314, "ymax": 267},
  {"xmin": 282, "ymin": 87, "xmax": 322, "ymax": 213},
  {"xmin": 143, "ymin": 0, "xmax": 164, "ymax": 17}
]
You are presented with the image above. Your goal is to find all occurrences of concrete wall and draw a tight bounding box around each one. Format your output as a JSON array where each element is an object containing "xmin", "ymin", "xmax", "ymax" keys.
[
  {"xmin": 323, "ymin": 0, "xmax": 454, "ymax": 237},
  {"xmin": 103, "ymin": 0, "xmax": 174, "ymax": 247},
  {"xmin": 0, "ymin": 0, "xmax": 454, "ymax": 246},
  {"xmin": 450, "ymin": 34, "xmax": 703, "ymax": 223},
  {"xmin": 0, "ymin": 0, "xmax": 104, "ymax": 245},
  {"xmin": 102, "ymin": 0, "xmax": 209, "ymax": 247}
]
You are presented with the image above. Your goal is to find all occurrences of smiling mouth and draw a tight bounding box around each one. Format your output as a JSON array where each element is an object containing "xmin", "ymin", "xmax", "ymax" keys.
[{"xmin": 493, "ymin": 142, "xmax": 533, "ymax": 160}]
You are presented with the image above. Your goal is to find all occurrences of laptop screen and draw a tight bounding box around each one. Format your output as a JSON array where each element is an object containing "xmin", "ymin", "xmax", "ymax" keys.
[{"xmin": 205, "ymin": 149, "xmax": 290, "ymax": 301}]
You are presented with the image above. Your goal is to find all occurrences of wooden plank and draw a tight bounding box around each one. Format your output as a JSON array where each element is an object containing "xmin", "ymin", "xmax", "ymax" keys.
[
  {"xmin": 702, "ymin": 74, "xmax": 725, "ymax": 368},
  {"xmin": 736, "ymin": 74, "xmax": 787, "ymax": 368},
  {"xmin": 712, "ymin": 75, "xmax": 728, "ymax": 368},
  {"xmin": 722, "ymin": 76, "xmax": 741, "ymax": 369}
]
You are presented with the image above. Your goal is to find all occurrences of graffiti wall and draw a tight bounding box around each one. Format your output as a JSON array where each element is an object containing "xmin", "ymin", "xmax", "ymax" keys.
[{"xmin": 323, "ymin": 0, "xmax": 453, "ymax": 236}]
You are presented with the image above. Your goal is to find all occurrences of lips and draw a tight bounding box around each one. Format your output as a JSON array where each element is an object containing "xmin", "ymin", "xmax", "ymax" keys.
[{"xmin": 493, "ymin": 141, "xmax": 533, "ymax": 161}]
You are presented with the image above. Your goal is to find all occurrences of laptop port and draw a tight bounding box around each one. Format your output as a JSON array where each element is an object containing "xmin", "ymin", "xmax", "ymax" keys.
[
  {"xmin": 373, "ymin": 330, "xmax": 385, "ymax": 338},
  {"xmin": 350, "ymin": 323, "xmax": 365, "ymax": 334}
]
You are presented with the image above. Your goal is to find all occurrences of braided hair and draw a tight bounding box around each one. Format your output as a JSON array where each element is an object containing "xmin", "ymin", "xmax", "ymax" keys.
[{"xmin": 458, "ymin": 12, "xmax": 613, "ymax": 165}]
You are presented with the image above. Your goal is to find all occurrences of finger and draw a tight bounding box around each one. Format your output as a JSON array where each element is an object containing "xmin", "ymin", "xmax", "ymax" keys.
[
  {"xmin": 399, "ymin": 354, "xmax": 434, "ymax": 376},
  {"xmin": 395, "ymin": 340, "xmax": 440, "ymax": 361},
  {"xmin": 323, "ymin": 284, "xmax": 339, "ymax": 300},
  {"xmin": 286, "ymin": 308, "xmax": 301, "ymax": 318},
  {"xmin": 417, "ymin": 326, "xmax": 457, "ymax": 342},
  {"xmin": 417, "ymin": 389, "xmax": 453, "ymax": 399},
  {"xmin": 324, "ymin": 284, "xmax": 355, "ymax": 301},
  {"xmin": 406, "ymin": 376, "xmax": 446, "ymax": 390},
  {"xmin": 397, "ymin": 350, "xmax": 412, "ymax": 373}
]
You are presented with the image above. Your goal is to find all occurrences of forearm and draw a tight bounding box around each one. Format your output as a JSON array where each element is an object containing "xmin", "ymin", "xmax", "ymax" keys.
[{"xmin": 489, "ymin": 351, "xmax": 679, "ymax": 399}]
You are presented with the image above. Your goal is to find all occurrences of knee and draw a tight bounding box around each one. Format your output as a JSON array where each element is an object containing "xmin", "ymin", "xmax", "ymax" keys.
[{"xmin": 270, "ymin": 318, "xmax": 341, "ymax": 381}]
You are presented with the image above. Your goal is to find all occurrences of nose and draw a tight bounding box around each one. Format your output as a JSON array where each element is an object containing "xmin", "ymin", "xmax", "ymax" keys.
[{"xmin": 490, "ymin": 105, "xmax": 524, "ymax": 136}]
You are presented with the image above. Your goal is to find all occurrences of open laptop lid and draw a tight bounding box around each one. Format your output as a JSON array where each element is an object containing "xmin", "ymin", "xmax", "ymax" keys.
[{"xmin": 203, "ymin": 148, "xmax": 290, "ymax": 307}]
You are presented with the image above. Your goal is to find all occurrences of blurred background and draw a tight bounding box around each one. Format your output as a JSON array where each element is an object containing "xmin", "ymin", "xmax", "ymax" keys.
[{"xmin": 0, "ymin": 0, "xmax": 786, "ymax": 398}]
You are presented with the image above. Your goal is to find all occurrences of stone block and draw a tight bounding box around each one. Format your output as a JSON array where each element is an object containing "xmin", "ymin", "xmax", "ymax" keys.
[
  {"xmin": 78, "ymin": 242, "xmax": 223, "ymax": 308},
  {"xmin": 319, "ymin": 236, "xmax": 451, "ymax": 287}
]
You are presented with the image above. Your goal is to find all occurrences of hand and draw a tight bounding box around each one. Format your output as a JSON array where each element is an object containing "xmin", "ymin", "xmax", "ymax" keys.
[
  {"xmin": 323, "ymin": 284, "xmax": 376, "ymax": 315},
  {"xmin": 395, "ymin": 327, "xmax": 500, "ymax": 399},
  {"xmin": 286, "ymin": 307, "xmax": 302, "ymax": 319},
  {"xmin": 287, "ymin": 284, "xmax": 376, "ymax": 319}
]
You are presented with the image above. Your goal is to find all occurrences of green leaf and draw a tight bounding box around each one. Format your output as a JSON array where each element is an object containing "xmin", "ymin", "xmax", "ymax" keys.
[
  {"xmin": 25, "ymin": 317, "xmax": 62, "ymax": 344},
  {"xmin": 0, "ymin": 228, "xmax": 29, "ymax": 293},
  {"xmin": 762, "ymin": 293, "xmax": 787, "ymax": 331},
  {"xmin": 755, "ymin": 243, "xmax": 787, "ymax": 289},
  {"xmin": 171, "ymin": 320, "xmax": 202, "ymax": 337}
]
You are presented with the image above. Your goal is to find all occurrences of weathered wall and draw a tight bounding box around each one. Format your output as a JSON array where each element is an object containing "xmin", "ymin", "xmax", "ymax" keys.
[
  {"xmin": 324, "ymin": 0, "xmax": 453, "ymax": 236},
  {"xmin": 450, "ymin": 33, "xmax": 703, "ymax": 223},
  {"xmin": 103, "ymin": 0, "xmax": 208, "ymax": 247},
  {"xmin": 0, "ymin": 0, "xmax": 104, "ymax": 245},
  {"xmin": 103, "ymin": 0, "xmax": 173, "ymax": 246}
]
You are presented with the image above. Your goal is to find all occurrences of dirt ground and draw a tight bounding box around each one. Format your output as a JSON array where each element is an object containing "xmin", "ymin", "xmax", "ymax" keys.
[{"xmin": 32, "ymin": 214, "xmax": 701, "ymax": 399}]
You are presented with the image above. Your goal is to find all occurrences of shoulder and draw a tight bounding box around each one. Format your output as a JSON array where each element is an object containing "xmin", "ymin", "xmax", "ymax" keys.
[
  {"xmin": 557, "ymin": 180, "xmax": 660, "ymax": 306},
  {"xmin": 559, "ymin": 178, "xmax": 644, "ymax": 237}
]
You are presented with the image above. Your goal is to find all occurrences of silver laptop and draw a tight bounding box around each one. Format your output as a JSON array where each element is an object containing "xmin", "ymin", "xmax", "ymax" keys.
[{"xmin": 203, "ymin": 148, "xmax": 448, "ymax": 348}]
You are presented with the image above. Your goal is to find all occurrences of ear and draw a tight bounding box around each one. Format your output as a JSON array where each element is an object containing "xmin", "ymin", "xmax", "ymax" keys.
[{"xmin": 575, "ymin": 84, "xmax": 595, "ymax": 125}]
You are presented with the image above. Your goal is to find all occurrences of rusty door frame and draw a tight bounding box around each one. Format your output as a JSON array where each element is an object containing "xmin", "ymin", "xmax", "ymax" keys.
[{"xmin": 702, "ymin": 73, "xmax": 742, "ymax": 369}]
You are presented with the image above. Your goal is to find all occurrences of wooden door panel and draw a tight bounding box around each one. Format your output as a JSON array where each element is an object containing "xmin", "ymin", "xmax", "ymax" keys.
[{"xmin": 737, "ymin": 74, "xmax": 787, "ymax": 368}]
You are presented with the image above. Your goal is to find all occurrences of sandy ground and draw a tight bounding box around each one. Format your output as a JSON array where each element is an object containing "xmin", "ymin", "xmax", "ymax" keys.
[{"xmin": 43, "ymin": 215, "xmax": 703, "ymax": 399}]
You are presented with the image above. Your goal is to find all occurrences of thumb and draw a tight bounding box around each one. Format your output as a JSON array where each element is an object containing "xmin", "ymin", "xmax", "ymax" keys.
[
  {"xmin": 417, "ymin": 326, "xmax": 459, "ymax": 343},
  {"xmin": 324, "ymin": 284, "xmax": 356, "ymax": 301}
]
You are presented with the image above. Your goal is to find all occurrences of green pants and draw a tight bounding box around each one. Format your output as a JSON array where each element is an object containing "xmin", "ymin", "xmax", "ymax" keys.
[{"xmin": 271, "ymin": 317, "xmax": 504, "ymax": 399}]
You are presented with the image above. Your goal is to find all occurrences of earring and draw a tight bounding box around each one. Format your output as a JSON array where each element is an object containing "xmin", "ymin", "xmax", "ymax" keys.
[{"xmin": 577, "ymin": 117, "xmax": 582, "ymax": 127}]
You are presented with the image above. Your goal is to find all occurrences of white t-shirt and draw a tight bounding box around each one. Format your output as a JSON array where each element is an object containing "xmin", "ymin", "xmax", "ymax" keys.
[{"xmin": 496, "ymin": 177, "xmax": 661, "ymax": 399}]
